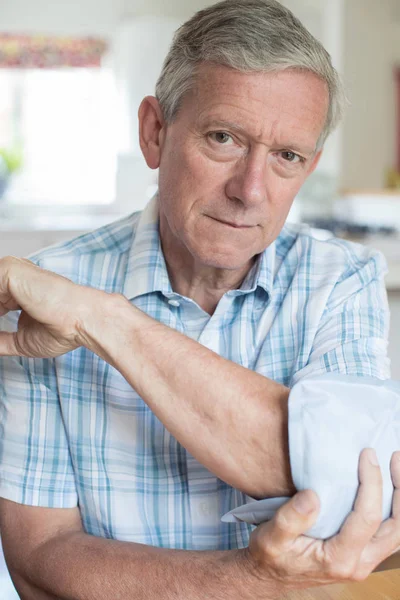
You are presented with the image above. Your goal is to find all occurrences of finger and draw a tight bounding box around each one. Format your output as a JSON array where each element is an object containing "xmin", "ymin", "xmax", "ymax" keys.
[
  {"xmin": 265, "ymin": 489, "xmax": 320, "ymax": 550},
  {"xmin": 390, "ymin": 451, "xmax": 400, "ymax": 519},
  {"xmin": 331, "ymin": 449, "xmax": 383, "ymax": 558},
  {"xmin": 0, "ymin": 257, "xmax": 27, "ymax": 312},
  {"xmin": 0, "ymin": 332, "xmax": 19, "ymax": 356},
  {"xmin": 364, "ymin": 451, "xmax": 400, "ymax": 565},
  {"xmin": 0, "ymin": 297, "xmax": 21, "ymax": 315}
]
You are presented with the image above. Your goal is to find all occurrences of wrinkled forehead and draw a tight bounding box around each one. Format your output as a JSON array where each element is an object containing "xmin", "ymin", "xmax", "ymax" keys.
[{"xmin": 178, "ymin": 63, "xmax": 329, "ymax": 149}]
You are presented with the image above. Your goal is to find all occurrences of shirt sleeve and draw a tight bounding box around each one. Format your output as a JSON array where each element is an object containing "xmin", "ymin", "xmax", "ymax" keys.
[
  {"xmin": 291, "ymin": 249, "xmax": 391, "ymax": 384},
  {"xmin": 0, "ymin": 313, "xmax": 78, "ymax": 508}
]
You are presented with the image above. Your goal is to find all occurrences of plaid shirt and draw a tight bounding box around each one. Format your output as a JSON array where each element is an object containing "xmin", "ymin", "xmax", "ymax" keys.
[{"xmin": 0, "ymin": 197, "xmax": 391, "ymax": 550}]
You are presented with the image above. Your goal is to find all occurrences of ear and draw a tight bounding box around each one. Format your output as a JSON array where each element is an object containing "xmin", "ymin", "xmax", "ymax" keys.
[
  {"xmin": 306, "ymin": 149, "xmax": 323, "ymax": 177},
  {"xmin": 138, "ymin": 96, "xmax": 166, "ymax": 170}
]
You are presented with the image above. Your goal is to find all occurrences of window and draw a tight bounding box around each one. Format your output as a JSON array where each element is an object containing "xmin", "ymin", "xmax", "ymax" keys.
[{"xmin": 0, "ymin": 35, "xmax": 117, "ymax": 209}]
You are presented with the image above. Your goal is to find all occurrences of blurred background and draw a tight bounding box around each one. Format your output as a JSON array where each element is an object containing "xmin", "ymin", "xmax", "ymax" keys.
[{"xmin": 0, "ymin": 1, "xmax": 400, "ymax": 596}]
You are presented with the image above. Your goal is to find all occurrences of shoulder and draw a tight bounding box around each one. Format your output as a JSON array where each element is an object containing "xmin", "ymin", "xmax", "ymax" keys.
[
  {"xmin": 276, "ymin": 222, "xmax": 388, "ymax": 287},
  {"xmin": 26, "ymin": 212, "xmax": 142, "ymax": 288}
]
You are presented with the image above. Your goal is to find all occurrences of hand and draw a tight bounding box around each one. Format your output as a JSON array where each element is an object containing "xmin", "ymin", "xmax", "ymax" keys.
[
  {"xmin": 0, "ymin": 256, "xmax": 100, "ymax": 358},
  {"xmin": 241, "ymin": 448, "xmax": 400, "ymax": 597}
]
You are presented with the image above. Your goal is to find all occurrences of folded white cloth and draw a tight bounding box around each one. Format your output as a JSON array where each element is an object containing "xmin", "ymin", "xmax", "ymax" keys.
[{"xmin": 222, "ymin": 374, "xmax": 400, "ymax": 539}]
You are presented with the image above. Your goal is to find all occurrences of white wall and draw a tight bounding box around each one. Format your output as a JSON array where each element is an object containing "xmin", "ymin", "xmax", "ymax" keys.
[
  {"xmin": 123, "ymin": 0, "xmax": 214, "ymax": 19},
  {"xmin": 0, "ymin": 0, "xmax": 123, "ymax": 37},
  {"xmin": 341, "ymin": 0, "xmax": 398, "ymax": 190},
  {"xmin": 112, "ymin": 16, "xmax": 183, "ymax": 211},
  {"xmin": 0, "ymin": 0, "xmax": 213, "ymax": 37}
]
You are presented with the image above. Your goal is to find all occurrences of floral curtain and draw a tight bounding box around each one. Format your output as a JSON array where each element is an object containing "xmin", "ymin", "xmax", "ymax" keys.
[{"xmin": 0, "ymin": 34, "xmax": 108, "ymax": 68}]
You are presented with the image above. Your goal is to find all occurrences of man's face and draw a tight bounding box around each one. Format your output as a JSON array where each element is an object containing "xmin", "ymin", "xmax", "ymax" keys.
[{"xmin": 156, "ymin": 64, "xmax": 329, "ymax": 271}]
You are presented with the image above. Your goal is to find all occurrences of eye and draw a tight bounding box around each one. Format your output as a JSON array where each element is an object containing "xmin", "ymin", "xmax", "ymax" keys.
[
  {"xmin": 209, "ymin": 132, "xmax": 234, "ymax": 144},
  {"xmin": 280, "ymin": 151, "xmax": 304, "ymax": 164}
]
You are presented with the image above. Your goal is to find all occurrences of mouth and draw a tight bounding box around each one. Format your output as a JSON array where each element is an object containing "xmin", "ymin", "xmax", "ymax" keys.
[{"xmin": 209, "ymin": 216, "xmax": 255, "ymax": 229}]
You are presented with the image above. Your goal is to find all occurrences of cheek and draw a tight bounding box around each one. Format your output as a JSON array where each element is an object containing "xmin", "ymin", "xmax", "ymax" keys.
[
  {"xmin": 160, "ymin": 143, "xmax": 231, "ymax": 210},
  {"xmin": 158, "ymin": 148, "xmax": 215, "ymax": 232},
  {"xmin": 174, "ymin": 133, "xmax": 231, "ymax": 177},
  {"xmin": 259, "ymin": 177, "xmax": 303, "ymax": 238},
  {"xmin": 268, "ymin": 174, "xmax": 305, "ymax": 211},
  {"xmin": 184, "ymin": 148, "xmax": 231, "ymax": 190}
]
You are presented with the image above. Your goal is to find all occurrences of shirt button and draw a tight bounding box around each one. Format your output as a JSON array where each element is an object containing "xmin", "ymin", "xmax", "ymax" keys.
[
  {"xmin": 168, "ymin": 299, "xmax": 180, "ymax": 307},
  {"xmin": 199, "ymin": 501, "xmax": 212, "ymax": 516}
]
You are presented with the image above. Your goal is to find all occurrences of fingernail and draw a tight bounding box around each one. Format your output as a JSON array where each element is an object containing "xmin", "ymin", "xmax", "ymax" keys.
[
  {"xmin": 393, "ymin": 451, "xmax": 400, "ymax": 463},
  {"xmin": 293, "ymin": 492, "xmax": 315, "ymax": 515},
  {"xmin": 367, "ymin": 448, "xmax": 379, "ymax": 466}
]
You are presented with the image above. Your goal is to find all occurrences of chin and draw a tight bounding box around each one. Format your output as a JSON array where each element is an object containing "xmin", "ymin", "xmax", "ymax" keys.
[{"xmin": 191, "ymin": 243, "xmax": 254, "ymax": 271}]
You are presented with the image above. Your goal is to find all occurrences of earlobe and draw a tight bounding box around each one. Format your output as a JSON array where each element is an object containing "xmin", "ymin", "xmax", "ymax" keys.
[{"xmin": 138, "ymin": 96, "xmax": 165, "ymax": 170}]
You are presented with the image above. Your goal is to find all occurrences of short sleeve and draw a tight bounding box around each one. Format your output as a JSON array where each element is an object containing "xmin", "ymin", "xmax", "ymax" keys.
[
  {"xmin": 291, "ymin": 250, "xmax": 391, "ymax": 385},
  {"xmin": 0, "ymin": 314, "xmax": 78, "ymax": 508}
]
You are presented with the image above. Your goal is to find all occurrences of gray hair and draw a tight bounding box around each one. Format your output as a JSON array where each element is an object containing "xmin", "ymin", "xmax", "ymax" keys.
[{"xmin": 155, "ymin": 0, "xmax": 346, "ymax": 149}]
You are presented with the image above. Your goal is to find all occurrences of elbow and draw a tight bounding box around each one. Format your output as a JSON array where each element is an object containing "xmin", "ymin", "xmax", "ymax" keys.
[{"xmin": 6, "ymin": 570, "xmax": 40, "ymax": 600}]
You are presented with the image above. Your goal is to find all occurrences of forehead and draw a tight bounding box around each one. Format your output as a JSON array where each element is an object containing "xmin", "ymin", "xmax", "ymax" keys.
[{"xmin": 180, "ymin": 63, "xmax": 329, "ymax": 149}]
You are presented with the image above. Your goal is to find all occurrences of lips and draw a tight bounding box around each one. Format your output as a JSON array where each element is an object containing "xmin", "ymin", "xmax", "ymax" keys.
[{"xmin": 210, "ymin": 217, "xmax": 254, "ymax": 228}]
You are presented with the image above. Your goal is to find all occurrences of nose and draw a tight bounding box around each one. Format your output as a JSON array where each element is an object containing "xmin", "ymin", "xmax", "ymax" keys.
[{"xmin": 225, "ymin": 145, "xmax": 268, "ymax": 208}]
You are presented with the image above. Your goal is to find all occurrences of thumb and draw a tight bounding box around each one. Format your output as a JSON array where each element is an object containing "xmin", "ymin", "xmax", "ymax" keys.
[
  {"xmin": 263, "ymin": 490, "xmax": 320, "ymax": 549},
  {"xmin": 0, "ymin": 331, "xmax": 19, "ymax": 356}
]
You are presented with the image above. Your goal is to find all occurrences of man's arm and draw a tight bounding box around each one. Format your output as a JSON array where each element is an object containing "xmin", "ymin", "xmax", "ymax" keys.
[
  {"xmin": 2, "ymin": 452, "xmax": 400, "ymax": 600},
  {"xmin": 83, "ymin": 292, "xmax": 293, "ymax": 499},
  {"xmin": 0, "ymin": 498, "xmax": 265, "ymax": 600},
  {"xmin": 0, "ymin": 257, "xmax": 293, "ymax": 499}
]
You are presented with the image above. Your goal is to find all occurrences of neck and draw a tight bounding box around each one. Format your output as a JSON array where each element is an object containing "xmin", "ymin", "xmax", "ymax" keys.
[{"xmin": 160, "ymin": 223, "xmax": 254, "ymax": 316}]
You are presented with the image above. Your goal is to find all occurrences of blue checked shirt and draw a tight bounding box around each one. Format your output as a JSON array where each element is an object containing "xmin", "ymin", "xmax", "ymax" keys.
[{"xmin": 0, "ymin": 196, "xmax": 391, "ymax": 550}]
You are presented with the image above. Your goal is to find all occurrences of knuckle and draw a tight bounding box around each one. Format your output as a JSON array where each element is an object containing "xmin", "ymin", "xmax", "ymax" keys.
[
  {"xmin": 359, "ymin": 511, "xmax": 381, "ymax": 531},
  {"xmin": 351, "ymin": 567, "xmax": 372, "ymax": 583},
  {"xmin": 274, "ymin": 511, "xmax": 290, "ymax": 530},
  {"xmin": 252, "ymin": 530, "xmax": 280, "ymax": 562},
  {"xmin": 261, "ymin": 542, "xmax": 282, "ymax": 561},
  {"xmin": 274, "ymin": 511, "xmax": 297, "ymax": 536},
  {"xmin": 1, "ymin": 256, "xmax": 15, "ymax": 268},
  {"xmin": 327, "ymin": 561, "xmax": 355, "ymax": 581},
  {"xmin": 0, "ymin": 256, "xmax": 25, "ymax": 277}
]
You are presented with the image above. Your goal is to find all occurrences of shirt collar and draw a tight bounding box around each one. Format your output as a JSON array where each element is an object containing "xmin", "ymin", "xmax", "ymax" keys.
[
  {"xmin": 123, "ymin": 195, "xmax": 172, "ymax": 300},
  {"xmin": 238, "ymin": 242, "xmax": 275, "ymax": 298},
  {"xmin": 123, "ymin": 195, "xmax": 276, "ymax": 301}
]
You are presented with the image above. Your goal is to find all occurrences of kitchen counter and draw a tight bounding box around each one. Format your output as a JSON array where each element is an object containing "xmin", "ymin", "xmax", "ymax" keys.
[
  {"xmin": 0, "ymin": 212, "xmax": 124, "ymax": 232},
  {"xmin": 283, "ymin": 570, "xmax": 400, "ymax": 599},
  {"xmin": 0, "ymin": 213, "xmax": 127, "ymax": 259}
]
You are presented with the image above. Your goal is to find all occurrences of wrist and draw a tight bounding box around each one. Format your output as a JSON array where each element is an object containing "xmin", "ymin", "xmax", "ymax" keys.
[
  {"xmin": 234, "ymin": 547, "xmax": 281, "ymax": 600},
  {"xmin": 75, "ymin": 290, "xmax": 131, "ymax": 361}
]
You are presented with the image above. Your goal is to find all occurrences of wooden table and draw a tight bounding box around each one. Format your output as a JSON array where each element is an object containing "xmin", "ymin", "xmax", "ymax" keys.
[{"xmin": 283, "ymin": 570, "xmax": 400, "ymax": 600}]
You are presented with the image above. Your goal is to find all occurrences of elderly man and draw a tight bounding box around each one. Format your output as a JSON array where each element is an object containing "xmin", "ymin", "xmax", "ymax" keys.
[{"xmin": 0, "ymin": 0, "xmax": 399, "ymax": 598}]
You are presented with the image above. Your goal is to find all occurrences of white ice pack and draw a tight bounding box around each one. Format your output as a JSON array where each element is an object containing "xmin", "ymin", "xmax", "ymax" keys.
[{"xmin": 222, "ymin": 374, "xmax": 400, "ymax": 539}]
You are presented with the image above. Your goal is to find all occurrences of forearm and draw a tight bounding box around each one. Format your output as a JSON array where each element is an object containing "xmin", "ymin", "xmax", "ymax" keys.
[
  {"xmin": 14, "ymin": 531, "xmax": 268, "ymax": 600},
  {"xmin": 80, "ymin": 292, "xmax": 294, "ymax": 498}
]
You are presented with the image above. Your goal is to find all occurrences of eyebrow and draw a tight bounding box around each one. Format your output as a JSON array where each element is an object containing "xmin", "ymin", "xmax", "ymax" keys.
[{"xmin": 200, "ymin": 118, "xmax": 317, "ymax": 156}]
